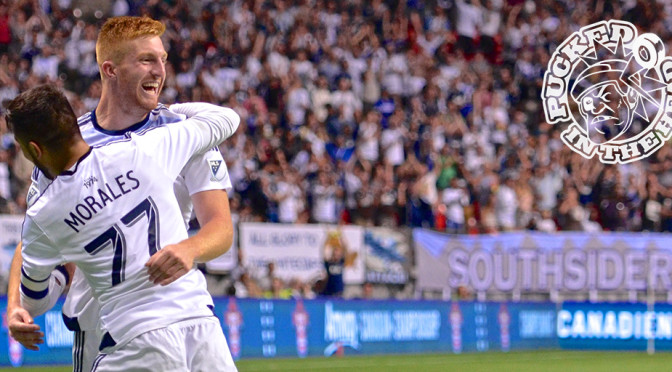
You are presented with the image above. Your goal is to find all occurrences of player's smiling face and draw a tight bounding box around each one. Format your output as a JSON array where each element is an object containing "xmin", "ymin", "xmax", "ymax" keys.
[{"xmin": 115, "ymin": 36, "xmax": 167, "ymax": 112}]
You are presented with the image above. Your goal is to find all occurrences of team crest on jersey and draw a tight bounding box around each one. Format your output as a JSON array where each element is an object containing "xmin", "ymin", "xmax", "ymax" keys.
[
  {"xmin": 542, "ymin": 20, "xmax": 672, "ymax": 164},
  {"xmin": 26, "ymin": 184, "xmax": 39, "ymax": 208},
  {"xmin": 209, "ymin": 159, "xmax": 224, "ymax": 181}
]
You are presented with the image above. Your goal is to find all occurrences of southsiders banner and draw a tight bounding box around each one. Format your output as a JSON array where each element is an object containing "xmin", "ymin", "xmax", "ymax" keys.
[
  {"xmin": 239, "ymin": 223, "xmax": 365, "ymax": 284},
  {"xmin": 414, "ymin": 230, "xmax": 672, "ymax": 293}
]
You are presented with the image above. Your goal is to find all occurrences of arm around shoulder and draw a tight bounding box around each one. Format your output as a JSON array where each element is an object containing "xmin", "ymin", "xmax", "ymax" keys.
[
  {"xmin": 169, "ymin": 102, "xmax": 241, "ymax": 143},
  {"xmin": 144, "ymin": 189, "xmax": 233, "ymax": 286}
]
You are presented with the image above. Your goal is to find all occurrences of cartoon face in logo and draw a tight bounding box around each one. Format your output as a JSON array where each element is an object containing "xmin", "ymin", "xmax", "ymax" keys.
[
  {"xmin": 571, "ymin": 61, "xmax": 639, "ymax": 144},
  {"xmin": 541, "ymin": 20, "xmax": 672, "ymax": 164}
]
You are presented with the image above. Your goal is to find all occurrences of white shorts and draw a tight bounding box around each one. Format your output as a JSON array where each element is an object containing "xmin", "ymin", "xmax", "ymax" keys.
[
  {"xmin": 73, "ymin": 330, "xmax": 100, "ymax": 372},
  {"xmin": 91, "ymin": 317, "xmax": 237, "ymax": 372}
]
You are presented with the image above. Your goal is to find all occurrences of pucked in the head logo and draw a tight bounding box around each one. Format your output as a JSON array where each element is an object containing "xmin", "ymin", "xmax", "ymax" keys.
[{"xmin": 542, "ymin": 20, "xmax": 672, "ymax": 164}]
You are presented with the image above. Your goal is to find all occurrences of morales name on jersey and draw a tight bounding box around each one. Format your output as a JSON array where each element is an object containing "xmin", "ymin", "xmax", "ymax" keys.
[{"xmin": 64, "ymin": 170, "xmax": 141, "ymax": 233}]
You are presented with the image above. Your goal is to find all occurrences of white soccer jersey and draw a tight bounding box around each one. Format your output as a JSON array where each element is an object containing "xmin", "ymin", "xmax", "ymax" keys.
[
  {"xmin": 20, "ymin": 103, "xmax": 239, "ymax": 350},
  {"xmin": 26, "ymin": 103, "xmax": 233, "ymax": 332},
  {"xmin": 29, "ymin": 104, "xmax": 233, "ymax": 222}
]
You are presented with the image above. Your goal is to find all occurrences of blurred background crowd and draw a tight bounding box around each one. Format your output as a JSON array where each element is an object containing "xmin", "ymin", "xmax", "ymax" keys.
[{"xmin": 1, "ymin": 1, "xmax": 672, "ymax": 242}]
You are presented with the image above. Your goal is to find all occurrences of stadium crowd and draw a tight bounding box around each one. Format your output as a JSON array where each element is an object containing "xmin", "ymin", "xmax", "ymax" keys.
[{"xmin": 1, "ymin": 0, "xmax": 672, "ymax": 297}]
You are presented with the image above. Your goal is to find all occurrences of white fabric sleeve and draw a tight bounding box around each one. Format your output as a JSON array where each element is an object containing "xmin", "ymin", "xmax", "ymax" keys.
[
  {"xmin": 168, "ymin": 102, "xmax": 229, "ymax": 119},
  {"xmin": 135, "ymin": 103, "xmax": 240, "ymax": 180},
  {"xmin": 20, "ymin": 217, "xmax": 64, "ymax": 317},
  {"xmin": 182, "ymin": 149, "xmax": 232, "ymax": 195},
  {"xmin": 169, "ymin": 102, "xmax": 233, "ymax": 194},
  {"xmin": 20, "ymin": 266, "xmax": 68, "ymax": 317},
  {"xmin": 25, "ymin": 169, "xmax": 52, "ymax": 208}
]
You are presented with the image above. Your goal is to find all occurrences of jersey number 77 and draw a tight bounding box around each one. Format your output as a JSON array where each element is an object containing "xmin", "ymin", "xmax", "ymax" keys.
[{"xmin": 84, "ymin": 197, "xmax": 160, "ymax": 286}]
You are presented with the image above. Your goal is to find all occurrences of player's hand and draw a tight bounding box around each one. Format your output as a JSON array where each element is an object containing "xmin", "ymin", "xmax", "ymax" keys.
[
  {"xmin": 145, "ymin": 243, "xmax": 195, "ymax": 286},
  {"xmin": 63, "ymin": 262, "xmax": 76, "ymax": 284},
  {"xmin": 7, "ymin": 306, "xmax": 43, "ymax": 351}
]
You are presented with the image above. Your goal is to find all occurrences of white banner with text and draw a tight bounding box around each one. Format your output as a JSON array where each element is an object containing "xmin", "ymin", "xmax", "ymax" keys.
[
  {"xmin": 414, "ymin": 229, "xmax": 672, "ymax": 293},
  {"xmin": 239, "ymin": 223, "xmax": 365, "ymax": 285}
]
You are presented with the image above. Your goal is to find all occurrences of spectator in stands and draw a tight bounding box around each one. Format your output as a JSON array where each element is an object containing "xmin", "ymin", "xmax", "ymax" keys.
[
  {"xmin": 495, "ymin": 173, "xmax": 518, "ymax": 231},
  {"xmin": 380, "ymin": 110, "xmax": 406, "ymax": 167},
  {"xmin": 233, "ymin": 271, "xmax": 263, "ymax": 299},
  {"xmin": 642, "ymin": 181, "xmax": 663, "ymax": 232},
  {"xmin": 321, "ymin": 238, "xmax": 345, "ymax": 297},
  {"xmin": 533, "ymin": 209, "xmax": 558, "ymax": 233},
  {"xmin": 0, "ymin": 3, "xmax": 10, "ymax": 55},
  {"xmin": 265, "ymin": 277, "xmax": 292, "ymax": 299},
  {"xmin": 301, "ymin": 280, "xmax": 317, "ymax": 299},
  {"xmin": 359, "ymin": 282, "xmax": 374, "ymax": 300},
  {"xmin": 514, "ymin": 169, "xmax": 535, "ymax": 228},
  {"xmin": 479, "ymin": 1, "xmax": 501, "ymax": 62},
  {"xmin": 532, "ymin": 164, "xmax": 563, "ymax": 212},
  {"xmin": 257, "ymin": 261, "xmax": 276, "ymax": 294},
  {"xmin": 377, "ymin": 173, "xmax": 400, "ymax": 227},
  {"xmin": 286, "ymin": 76, "xmax": 310, "ymax": 127},
  {"xmin": 268, "ymin": 169, "xmax": 304, "ymax": 224},
  {"xmin": 29, "ymin": 44, "xmax": 60, "ymax": 81},
  {"xmin": 0, "ymin": 143, "xmax": 11, "ymax": 212},
  {"xmin": 310, "ymin": 169, "xmax": 342, "ymax": 224},
  {"xmin": 3, "ymin": 0, "xmax": 672, "ymax": 307},
  {"xmin": 455, "ymin": 0, "xmax": 482, "ymax": 57},
  {"xmin": 354, "ymin": 178, "xmax": 376, "ymax": 226},
  {"xmin": 374, "ymin": 88, "xmax": 395, "ymax": 128},
  {"xmin": 410, "ymin": 163, "xmax": 437, "ymax": 228},
  {"xmin": 557, "ymin": 186, "xmax": 587, "ymax": 231},
  {"xmin": 3, "ymin": 1, "xmax": 672, "ymax": 284},
  {"xmin": 441, "ymin": 178, "xmax": 469, "ymax": 234},
  {"xmin": 356, "ymin": 110, "xmax": 381, "ymax": 163},
  {"xmin": 330, "ymin": 76, "xmax": 361, "ymax": 124}
]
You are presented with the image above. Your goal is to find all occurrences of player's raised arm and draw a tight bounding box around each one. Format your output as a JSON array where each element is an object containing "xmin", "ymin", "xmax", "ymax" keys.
[
  {"xmin": 137, "ymin": 102, "xmax": 239, "ymax": 179},
  {"xmin": 140, "ymin": 103, "xmax": 238, "ymax": 286},
  {"xmin": 169, "ymin": 102, "xmax": 240, "ymax": 142},
  {"xmin": 145, "ymin": 191, "xmax": 234, "ymax": 286}
]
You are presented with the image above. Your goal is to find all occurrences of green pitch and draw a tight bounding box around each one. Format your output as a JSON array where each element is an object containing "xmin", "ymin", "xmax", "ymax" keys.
[{"xmin": 4, "ymin": 350, "xmax": 672, "ymax": 372}]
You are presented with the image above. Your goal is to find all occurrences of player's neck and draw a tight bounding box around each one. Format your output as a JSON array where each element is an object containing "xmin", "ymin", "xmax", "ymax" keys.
[
  {"xmin": 96, "ymin": 94, "xmax": 149, "ymax": 131},
  {"xmin": 50, "ymin": 140, "xmax": 91, "ymax": 177}
]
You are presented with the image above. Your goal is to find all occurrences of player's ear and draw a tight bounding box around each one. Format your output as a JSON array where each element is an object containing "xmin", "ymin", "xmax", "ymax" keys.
[
  {"xmin": 27, "ymin": 141, "xmax": 42, "ymax": 159},
  {"xmin": 101, "ymin": 61, "xmax": 116, "ymax": 79}
]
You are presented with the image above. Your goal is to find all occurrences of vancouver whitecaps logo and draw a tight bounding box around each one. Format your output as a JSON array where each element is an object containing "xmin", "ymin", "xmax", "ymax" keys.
[{"xmin": 542, "ymin": 20, "xmax": 672, "ymax": 164}]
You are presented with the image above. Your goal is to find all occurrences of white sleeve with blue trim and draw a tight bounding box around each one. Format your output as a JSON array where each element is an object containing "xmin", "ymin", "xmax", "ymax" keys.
[
  {"xmin": 26, "ymin": 168, "xmax": 53, "ymax": 208},
  {"xmin": 169, "ymin": 103, "xmax": 234, "ymax": 194},
  {"xmin": 20, "ymin": 266, "xmax": 69, "ymax": 317},
  {"xmin": 181, "ymin": 148, "xmax": 232, "ymax": 195},
  {"xmin": 134, "ymin": 103, "xmax": 240, "ymax": 181},
  {"xmin": 20, "ymin": 217, "xmax": 66, "ymax": 317}
]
